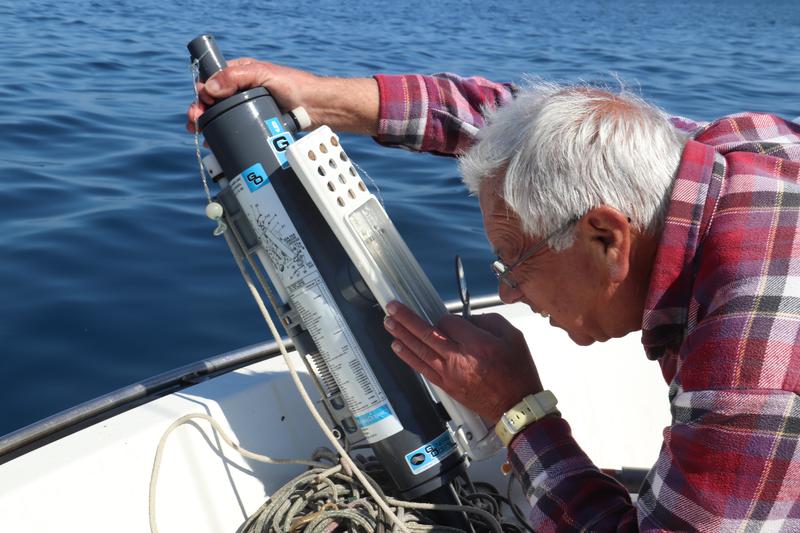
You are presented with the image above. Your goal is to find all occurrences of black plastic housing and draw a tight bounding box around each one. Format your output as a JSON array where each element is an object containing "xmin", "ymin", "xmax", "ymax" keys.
[{"xmin": 187, "ymin": 35, "xmax": 466, "ymax": 500}]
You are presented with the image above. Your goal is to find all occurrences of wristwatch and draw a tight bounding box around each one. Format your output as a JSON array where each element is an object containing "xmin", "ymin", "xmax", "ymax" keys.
[{"xmin": 495, "ymin": 390, "xmax": 559, "ymax": 447}]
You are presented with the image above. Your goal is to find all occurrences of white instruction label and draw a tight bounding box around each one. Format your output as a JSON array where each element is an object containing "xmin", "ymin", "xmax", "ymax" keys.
[{"xmin": 230, "ymin": 169, "xmax": 403, "ymax": 443}]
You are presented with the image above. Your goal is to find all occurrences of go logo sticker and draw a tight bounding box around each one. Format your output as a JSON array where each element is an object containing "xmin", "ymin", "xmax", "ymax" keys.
[
  {"xmin": 240, "ymin": 162, "xmax": 269, "ymax": 192},
  {"xmin": 404, "ymin": 431, "xmax": 457, "ymax": 475}
]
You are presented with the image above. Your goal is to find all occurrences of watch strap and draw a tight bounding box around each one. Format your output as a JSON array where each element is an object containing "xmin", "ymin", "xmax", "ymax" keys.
[{"xmin": 495, "ymin": 390, "xmax": 558, "ymax": 447}]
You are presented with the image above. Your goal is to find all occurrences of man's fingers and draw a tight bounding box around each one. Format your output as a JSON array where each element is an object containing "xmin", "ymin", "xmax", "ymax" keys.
[
  {"xmin": 196, "ymin": 82, "xmax": 215, "ymax": 105},
  {"xmin": 187, "ymin": 58, "xmax": 268, "ymax": 136},
  {"xmin": 389, "ymin": 340, "xmax": 442, "ymax": 385},
  {"xmin": 194, "ymin": 59, "xmax": 258, "ymax": 104},
  {"xmin": 436, "ymin": 314, "xmax": 497, "ymax": 345},
  {"xmin": 384, "ymin": 316, "xmax": 450, "ymax": 370},
  {"xmin": 386, "ymin": 302, "xmax": 459, "ymax": 356},
  {"xmin": 186, "ymin": 103, "xmax": 206, "ymax": 133},
  {"xmin": 227, "ymin": 57, "xmax": 258, "ymax": 67},
  {"xmin": 187, "ymin": 102, "xmax": 205, "ymax": 121},
  {"xmin": 204, "ymin": 64, "xmax": 270, "ymax": 100}
]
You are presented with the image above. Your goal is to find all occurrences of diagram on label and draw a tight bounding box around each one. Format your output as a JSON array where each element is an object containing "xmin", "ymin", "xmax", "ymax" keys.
[{"xmin": 251, "ymin": 206, "xmax": 311, "ymax": 283}]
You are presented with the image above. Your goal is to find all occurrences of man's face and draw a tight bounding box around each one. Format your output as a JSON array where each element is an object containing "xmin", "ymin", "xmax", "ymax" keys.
[{"xmin": 478, "ymin": 182, "xmax": 636, "ymax": 345}]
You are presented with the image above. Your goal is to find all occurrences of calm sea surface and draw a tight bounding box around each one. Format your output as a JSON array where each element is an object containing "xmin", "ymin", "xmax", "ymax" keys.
[{"xmin": 1, "ymin": 0, "xmax": 798, "ymax": 436}]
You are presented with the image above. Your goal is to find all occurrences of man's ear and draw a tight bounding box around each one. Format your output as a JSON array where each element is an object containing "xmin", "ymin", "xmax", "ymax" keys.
[{"xmin": 578, "ymin": 206, "xmax": 631, "ymax": 283}]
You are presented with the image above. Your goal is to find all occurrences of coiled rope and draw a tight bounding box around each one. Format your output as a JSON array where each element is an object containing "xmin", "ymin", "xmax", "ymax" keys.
[{"xmin": 151, "ymin": 414, "xmax": 532, "ymax": 533}]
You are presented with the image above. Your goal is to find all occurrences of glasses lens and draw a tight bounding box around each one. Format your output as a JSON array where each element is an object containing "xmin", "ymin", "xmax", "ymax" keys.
[
  {"xmin": 491, "ymin": 259, "xmax": 507, "ymax": 276},
  {"xmin": 455, "ymin": 255, "xmax": 468, "ymax": 303},
  {"xmin": 491, "ymin": 259, "xmax": 517, "ymax": 288}
]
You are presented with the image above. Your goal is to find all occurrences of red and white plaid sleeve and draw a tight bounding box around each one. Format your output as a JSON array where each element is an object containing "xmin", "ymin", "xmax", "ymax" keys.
[
  {"xmin": 373, "ymin": 73, "xmax": 515, "ymax": 156},
  {"xmin": 372, "ymin": 75, "xmax": 709, "ymax": 156}
]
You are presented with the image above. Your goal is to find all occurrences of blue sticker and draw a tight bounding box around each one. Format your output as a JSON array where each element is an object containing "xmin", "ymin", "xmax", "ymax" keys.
[
  {"xmin": 268, "ymin": 131, "xmax": 294, "ymax": 169},
  {"xmin": 241, "ymin": 162, "xmax": 269, "ymax": 192},
  {"xmin": 265, "ymin": 117, "xmax": 293, "ymax": 168},
  {"xmin": 355, "ymin": 403, "xmax": 392, "ymax": 427},
  {"xmin": 265, "ymin": 117, "xmax": 285, "ymax": 135},
  {"xmin": 405, "ymin": 431, "xmax": 458, "ymax": 475}
]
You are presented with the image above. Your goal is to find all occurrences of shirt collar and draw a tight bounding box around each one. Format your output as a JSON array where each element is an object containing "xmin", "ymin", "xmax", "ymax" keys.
[{"xmin": 641, "ymin": 139, "xmax": 724, "ymax": 359}]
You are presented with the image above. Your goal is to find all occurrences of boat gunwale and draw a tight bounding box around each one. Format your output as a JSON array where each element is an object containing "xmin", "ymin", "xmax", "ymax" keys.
[{"xmin": 0, "ymin": 295, "xmax": 502, "ymax": 464}]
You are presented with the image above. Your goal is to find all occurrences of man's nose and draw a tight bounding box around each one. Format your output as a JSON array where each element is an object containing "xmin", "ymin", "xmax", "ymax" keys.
[{"xmin": 498, "ymin": 282, "xmax": 522, "ymax": 304}]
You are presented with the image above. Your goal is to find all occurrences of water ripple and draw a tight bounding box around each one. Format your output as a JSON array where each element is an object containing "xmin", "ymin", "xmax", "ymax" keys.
[{"xmin": 1, "ymin": 0, "xmax": 799, "ymax": 435}]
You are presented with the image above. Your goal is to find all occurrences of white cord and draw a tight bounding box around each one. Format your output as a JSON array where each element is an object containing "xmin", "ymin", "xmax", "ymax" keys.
[
  {"xmin": 148, "ymin": 413, "xmax": 325, "ymax": 533},
  {"xmin": 218, "ymin": 227, "xmax": 410, "ymax": 533},
  {"xmin": 148, "ymin": 217, "xmax": 410, "ymax": 533},
  {"xmin": 189, "ymin": 59, "xmax": 214, "ymax": 204}
]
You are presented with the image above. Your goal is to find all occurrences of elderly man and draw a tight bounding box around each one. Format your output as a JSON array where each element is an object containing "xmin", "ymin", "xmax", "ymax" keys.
[{"xmin": 189, "ymin": 63, "xmax": 800, "ymax": 531}]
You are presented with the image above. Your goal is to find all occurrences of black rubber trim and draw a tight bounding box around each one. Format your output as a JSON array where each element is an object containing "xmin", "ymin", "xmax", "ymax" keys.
[{"xmin": 0, "ymin": 295, "xmax": 502, "ymax": 464}]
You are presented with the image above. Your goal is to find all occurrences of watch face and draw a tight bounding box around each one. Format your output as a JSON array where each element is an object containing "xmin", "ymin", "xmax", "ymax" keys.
[{"xmin": 502, "ymin": 414, "xmax": 520, "ymax": 432}]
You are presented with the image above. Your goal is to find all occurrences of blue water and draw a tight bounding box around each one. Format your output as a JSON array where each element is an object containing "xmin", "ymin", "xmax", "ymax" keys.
[{"xmin": 1, "ymin": 0, "xmax": 798, "ymax": 436}]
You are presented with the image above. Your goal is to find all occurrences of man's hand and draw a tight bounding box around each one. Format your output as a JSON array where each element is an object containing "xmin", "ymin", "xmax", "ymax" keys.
[
  {"xmin": 186, "ymin": 58, "xmax": 379, "ymax": 135},
  {"xmin": 383, "ymin": 301, "xmax": 543, "ymax": 423}
]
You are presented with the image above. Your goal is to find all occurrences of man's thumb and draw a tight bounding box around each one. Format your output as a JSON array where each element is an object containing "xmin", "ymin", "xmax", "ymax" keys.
[
  {"xmin": 205, "ymin": 76, "xmax": 222, "ymax": 95},
  {"xmin": 204, "ymin": 65, "xmax": 264, "ymax": 99},
  {"xmin": 468, "ymin": 313, "xmax": 516, "ymax": 339}
]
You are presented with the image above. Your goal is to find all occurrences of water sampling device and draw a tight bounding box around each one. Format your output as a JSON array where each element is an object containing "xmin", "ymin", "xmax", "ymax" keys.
[{"xmin": 186, "ymin": 34, "xmax": 501, "ymax": 508}]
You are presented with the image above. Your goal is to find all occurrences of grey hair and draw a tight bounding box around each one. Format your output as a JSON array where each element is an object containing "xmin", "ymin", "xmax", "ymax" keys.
[{"xmin": 459, "ymin": 80, "xmax": 689, "ymax": 251}]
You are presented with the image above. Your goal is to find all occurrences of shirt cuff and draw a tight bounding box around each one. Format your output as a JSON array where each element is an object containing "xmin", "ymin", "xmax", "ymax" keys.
[
  {"xmin": 507, "ymin": 414, "xmax": 596, "ymax": 494},
  {"xmin": 373, "ymin": 74, "xmax": 429, "ymax": 151}
]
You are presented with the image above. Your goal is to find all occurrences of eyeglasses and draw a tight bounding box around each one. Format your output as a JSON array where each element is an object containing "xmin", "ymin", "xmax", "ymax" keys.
[{"xmin": 490, "ymin": 220, "xmax": 576, "ymax": 289}]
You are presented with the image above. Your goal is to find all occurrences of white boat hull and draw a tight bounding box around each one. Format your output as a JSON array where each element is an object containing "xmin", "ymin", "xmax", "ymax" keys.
[{"xmin": 0, "ymin": 301, "xmax": 669, "ymax": 532}]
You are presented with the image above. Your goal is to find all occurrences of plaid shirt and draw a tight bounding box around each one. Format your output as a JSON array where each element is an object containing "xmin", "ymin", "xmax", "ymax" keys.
[{"xmin": 374, "ymin": 73, "xmax": 800, "ymax": 531}]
